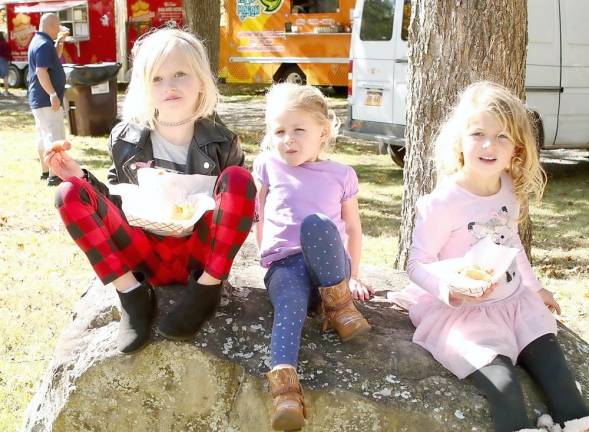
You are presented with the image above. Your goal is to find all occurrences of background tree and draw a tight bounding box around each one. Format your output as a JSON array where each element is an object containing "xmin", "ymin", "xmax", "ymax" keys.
[
  {"xmin": 395, "ymin": 0, "xmax": 531, "ymax": 270},
  {"xmin": 183, "ymin": 0, "xmax": 221, "ymax": 75}
]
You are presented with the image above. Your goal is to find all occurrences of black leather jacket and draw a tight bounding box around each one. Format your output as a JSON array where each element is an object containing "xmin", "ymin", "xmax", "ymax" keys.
[{"xmin": 84, "ymin": 117, "xmax": 244, "ymax": 208}]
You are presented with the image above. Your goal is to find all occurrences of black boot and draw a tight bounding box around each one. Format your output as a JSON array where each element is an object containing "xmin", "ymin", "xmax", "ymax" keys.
[
  {"xmin": 157, "ymin": 271, "xmax": 222, "ymax": 340},
  {"xmin": 47, "ymin": 175, "xmax": 63, "ymax": 187},
  {"xmin": 116, "ymin": 279, "xmax": 155, "ymax": 353}
]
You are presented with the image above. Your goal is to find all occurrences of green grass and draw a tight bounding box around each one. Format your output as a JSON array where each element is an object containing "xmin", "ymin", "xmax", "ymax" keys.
[{"xmin": 1, "ymin": 88, "xmax": 588, "ymax": 431}]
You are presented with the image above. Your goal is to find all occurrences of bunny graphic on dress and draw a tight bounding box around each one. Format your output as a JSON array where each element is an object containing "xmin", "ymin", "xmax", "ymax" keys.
[{"xmin": 467, "ymin": 206, "xmax": 518, "ymax": 283}]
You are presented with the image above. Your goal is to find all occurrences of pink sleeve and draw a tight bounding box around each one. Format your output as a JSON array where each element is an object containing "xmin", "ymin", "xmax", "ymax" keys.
[
  {"xmin": 406, "ymin": 195, "xmax": 455, "ymax": 306},
  {"xmin": 342, "ymin": 166, "xmax": 359, "ymax": 201},
  {"xmin": 512, "ymin": 232, "xmax": 542, "ymax": 292}
]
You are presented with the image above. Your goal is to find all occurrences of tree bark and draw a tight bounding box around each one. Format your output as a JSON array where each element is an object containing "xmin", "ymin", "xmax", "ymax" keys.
[
  {"xmin": 183, "ymin": 0, "xmax": 221, "ymax": 76},
  {"xmin": 396, "ymin": 0, "xmax": 529, "ymax": 270}
]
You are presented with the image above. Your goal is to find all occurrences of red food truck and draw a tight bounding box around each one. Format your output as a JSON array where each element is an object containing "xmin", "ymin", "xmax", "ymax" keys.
[{"xmin": 0, "ymin": 0, "xmax": 184, "ymax": 87}]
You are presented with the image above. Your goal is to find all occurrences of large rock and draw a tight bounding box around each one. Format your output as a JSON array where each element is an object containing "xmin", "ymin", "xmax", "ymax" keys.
[{"xmin": 22, "ymin": 241, "xmax": 589, "ymax": 432}]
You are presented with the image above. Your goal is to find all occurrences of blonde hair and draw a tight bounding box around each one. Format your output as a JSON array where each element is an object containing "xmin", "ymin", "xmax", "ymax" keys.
[
  {"xmin": 434, "ymin": 81, "xmax": 546, "ymax": 219},
  {"xmin": 261, "ymin": 83, "xmax": 340, "ymax": 151},
  {"xmin": 122, "ymin": 28, "xmax": 218, "ymax": 128}
]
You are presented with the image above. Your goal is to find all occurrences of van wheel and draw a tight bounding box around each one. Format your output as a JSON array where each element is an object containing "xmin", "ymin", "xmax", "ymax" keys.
[
  {"xmin": 278, "ymin": 66, "xmax": 306, "ymax": 85},
  {"xmin": 387, "ymin": 145, "xmax": 405, "ymax": 168},
  {"xmin": 333, "ymin": 86, "xmax": 348, "ymax": 97},
  {"xmin": 7, "ymin": 65, "xmax": 22, "ymax": 88}
]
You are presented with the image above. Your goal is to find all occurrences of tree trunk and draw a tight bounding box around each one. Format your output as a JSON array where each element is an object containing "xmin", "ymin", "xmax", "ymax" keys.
[
  {"xmin": 395, "ymin": 0, "xmax": 529, "ymax": 270},
  {"xmin": 183, "ymin": 0, "xmax": 221, "ymax": 76}
]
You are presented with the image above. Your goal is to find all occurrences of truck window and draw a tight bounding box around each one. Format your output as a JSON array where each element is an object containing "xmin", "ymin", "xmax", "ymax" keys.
[
  {"xmin": 58, "ymin": 4, "xmax": 89, "ymax": 39},
  {"xmin": 292, "ymin": 0, "xmax": 339, "ymax": 14},
  {"xmin": 401, "ymin": 0, "xmax": 410, "ymax": 40},
  {"xmin": 360, "ymin": 0, "xmax": 395, "ymax": 41}
]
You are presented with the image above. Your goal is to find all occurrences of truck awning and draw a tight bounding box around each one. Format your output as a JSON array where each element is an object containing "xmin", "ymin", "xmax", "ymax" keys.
[{"xmin": 14, "ymin": 0, "xmax": 85, "ymax": 13}]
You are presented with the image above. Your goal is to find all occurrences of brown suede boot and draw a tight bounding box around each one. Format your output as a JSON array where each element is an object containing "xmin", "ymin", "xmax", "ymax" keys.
[
  {"xmin": 267, "ymin": 367, "xmax": 306, "ymax": 431},
  {"xmin": 319, "ymin": 279, "xmax": 371, "ymax": 342}
]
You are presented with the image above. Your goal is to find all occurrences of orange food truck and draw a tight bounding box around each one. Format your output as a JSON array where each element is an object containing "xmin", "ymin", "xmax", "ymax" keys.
[
  {"xmin": 0, "ymin": 0, "xmax": 184, "ymax": 87},
  {"xmin": 219, "ymin": 0, "xmax": 355, "ymax": 89}
]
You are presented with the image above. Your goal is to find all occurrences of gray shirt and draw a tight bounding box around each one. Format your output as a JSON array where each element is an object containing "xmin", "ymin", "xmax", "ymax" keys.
[{"xmin": 151, "ymin": 130, "xmax": 190, "ymax": 173}]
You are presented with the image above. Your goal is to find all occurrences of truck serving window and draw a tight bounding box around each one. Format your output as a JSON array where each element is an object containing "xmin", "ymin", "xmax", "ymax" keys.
[
  {"xmin": 58, "ymin": 4, "xmax": 89, "ymax": 40},
  {"xmin": 292, "ymin": 0, "xmax": 339, "ymax": 14},
  {"xmin": 360, "ymin": 0, "xmax": 394, "ymax": 41}
]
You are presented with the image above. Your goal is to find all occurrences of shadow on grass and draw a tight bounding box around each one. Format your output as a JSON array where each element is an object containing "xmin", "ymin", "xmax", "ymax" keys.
[
  {"xmin": 533, "ymin": 215, "xmax": 589, "ymax": 251},
  {"xmin": 531, "ymin": 157, "xmax": 589, "ymax": 252},
  {"xmin": 543, "ymin": 157, "xmax": 589, "ymax": 180},
  {"xmin": 2, "ymin": 111, "xmax": 35, "ymax": 131},
  {"xmin": 536, "ymin": 255, "xmax": 589, "ymax": 279},
  {"xmin": 76, "ymin": 157, "xmax": 111, "ymax": 170},
  {"xmin": 333, "ymin": 140, "xmax": 381, "ymax": 157},
  {"xmin": 80, "ymin": 146, "xmax": 109, "ymax": 157},
  {"xmin": 0, "ymin": 94, "xmax": 31, "ymax": 114},
  {"xmin": 352, "ymin": 162, "xmax": 403, "ymax": 184},
  {"xmin": 74, "ymin": 144, "xmax": 111, "ymax": 170},
  {"xmin": 358, "ymin": 196, "xmax": 401, "ymax": 237}
]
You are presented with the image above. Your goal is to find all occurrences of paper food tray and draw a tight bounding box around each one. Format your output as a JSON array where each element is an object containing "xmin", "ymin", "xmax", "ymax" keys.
[
  {"xmin": 124, "ymin": 193, "xmax": 215, "ymax": 236},
  {"xmin": 424, "ymin": 236, "xmax": 519, "ymax": 297},
  {"xmin": 109, "ymin": 168, "xmax": 217, "ymax": 237}
]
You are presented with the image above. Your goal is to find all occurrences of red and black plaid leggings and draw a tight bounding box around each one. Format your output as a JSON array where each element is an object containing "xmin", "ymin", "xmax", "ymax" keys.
[{"xmin": 55, "ymin": 166, "xmax": 256, "ymax": 286}]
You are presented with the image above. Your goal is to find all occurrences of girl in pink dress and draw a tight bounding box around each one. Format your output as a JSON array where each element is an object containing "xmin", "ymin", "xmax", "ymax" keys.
[{"xmin": 391, "ymin": 82, "xmax": 588, "ymax": 432}]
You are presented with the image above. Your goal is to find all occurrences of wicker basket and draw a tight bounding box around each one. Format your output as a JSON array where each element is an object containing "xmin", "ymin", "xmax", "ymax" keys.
[
  {"xmin": 450, "ymin": 282, "xmax": 488, "ymax": 297},
  {"xmin": 125, "ymin": 215, "xmax": 197, "ymax": 237}
]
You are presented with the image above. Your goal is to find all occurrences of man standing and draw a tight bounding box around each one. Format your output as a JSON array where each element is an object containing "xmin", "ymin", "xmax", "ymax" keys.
[{"xmin": 28, "ymin": 13, "xmax": 68, "ymax": 186}]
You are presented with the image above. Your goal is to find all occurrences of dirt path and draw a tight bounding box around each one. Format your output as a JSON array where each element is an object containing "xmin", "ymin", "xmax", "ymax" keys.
[{"xmin": 215, "ymin": 93, "xmax": 349, "ymax": 134}]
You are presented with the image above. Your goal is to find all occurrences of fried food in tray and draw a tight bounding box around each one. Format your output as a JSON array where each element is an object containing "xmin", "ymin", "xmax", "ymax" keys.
[
  {"xmin": 170, "ymin": 203, "xmax": 195, "ymax": 221},
  {"xmin": 458, "ymin": 265, "xmax": 494, "ymax": 282}
]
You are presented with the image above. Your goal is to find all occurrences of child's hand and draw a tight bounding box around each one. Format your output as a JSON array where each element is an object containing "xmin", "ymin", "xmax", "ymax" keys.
[
  {"xmin": 44, "ymin": 140, "xmax": 84, "ymax": 180},
  {"xmin": 449, "ymin": 282, "xmax": 496, "ymax": 306},
  {"xmin": 538, "ymin": 288, "xmax": 561, "ymax": 315},
  {"xmin": 349, "ymin": 277, "xmax": 374, "ymax": 301}
]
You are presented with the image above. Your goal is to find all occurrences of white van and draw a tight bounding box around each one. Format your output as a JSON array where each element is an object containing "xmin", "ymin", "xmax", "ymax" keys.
[{"xmin": 344, "ymin": 0, "xmax": 589, "ymax": 166}]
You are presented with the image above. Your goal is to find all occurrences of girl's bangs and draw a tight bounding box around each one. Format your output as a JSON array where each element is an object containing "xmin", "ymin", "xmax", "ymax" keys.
[{"xmin": 145, "ymin": 40, "xmax": 181, "ymax": 82}]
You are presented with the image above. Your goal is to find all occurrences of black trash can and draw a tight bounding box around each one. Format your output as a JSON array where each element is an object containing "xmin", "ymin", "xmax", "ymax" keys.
[{"xmin": 63, "ymin": 62, "xmax": 121, "ymax": 136}]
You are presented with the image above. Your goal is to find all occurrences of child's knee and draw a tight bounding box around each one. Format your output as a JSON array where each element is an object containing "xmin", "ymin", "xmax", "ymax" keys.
[
  {"xmin": 216, "ymin": 166, "xmax": 255, "ymax": 199},
  {"xmin": 54, "ymin": 178, "xmax": 87, "ymax": 209},
  {"xmin": 301, "ymin": 213, "xmax": 337, "ymax": 237}
]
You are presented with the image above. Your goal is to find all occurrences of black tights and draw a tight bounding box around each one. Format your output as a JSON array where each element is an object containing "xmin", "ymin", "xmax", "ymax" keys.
[{"xmin": 468, "ymin": 334, "xmax": 589, "ymax": 432}]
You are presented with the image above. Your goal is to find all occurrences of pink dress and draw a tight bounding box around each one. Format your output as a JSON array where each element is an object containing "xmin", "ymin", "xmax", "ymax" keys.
[{"xmin": 391, "ymin": 173, "xmax": 557, "ymax": 379}]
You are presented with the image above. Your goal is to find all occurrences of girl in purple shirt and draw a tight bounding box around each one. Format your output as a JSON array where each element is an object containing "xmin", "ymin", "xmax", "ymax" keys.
[{"xmin": 254, "ymin": 83, "xmax": 373, "ymax": 431}]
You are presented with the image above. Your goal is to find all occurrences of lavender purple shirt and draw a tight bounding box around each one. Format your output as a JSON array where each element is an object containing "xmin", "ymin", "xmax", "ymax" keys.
[{"xmin": 253, "ymin": 151, "xmax": 359, "ymax": 268}]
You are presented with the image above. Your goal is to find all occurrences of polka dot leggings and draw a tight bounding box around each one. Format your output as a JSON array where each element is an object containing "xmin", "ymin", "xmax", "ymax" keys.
[{"xmin": 264, "ymin": 213, "xmax": 350, "ymax": 367}]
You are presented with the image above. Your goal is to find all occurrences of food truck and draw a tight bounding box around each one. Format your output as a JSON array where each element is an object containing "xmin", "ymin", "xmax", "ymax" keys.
[
  {"xmin": 219, "ymin": 0, "xmax": 355, "ymax": 89},
  {"xmin": 0, "ymin": 0, "xmax": 184, "ymax": 86}
]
